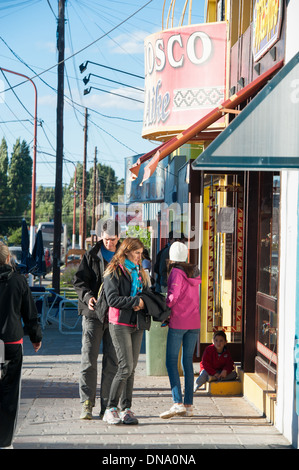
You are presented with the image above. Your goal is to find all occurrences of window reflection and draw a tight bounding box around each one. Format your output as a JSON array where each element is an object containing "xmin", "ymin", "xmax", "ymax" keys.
[{"xmin": 258, "ymin": 174, "xmax": 280, "ymax": 298}]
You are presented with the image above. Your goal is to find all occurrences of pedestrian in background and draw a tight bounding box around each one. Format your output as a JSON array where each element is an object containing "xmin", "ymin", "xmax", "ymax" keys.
[
  {"xmin": 160, "ymin": 241, "xmax": 201, "ymax": 419},
  {"xmin": 154, "ymin": 232, "xmax": 186, "ymax": 293},
  {"xmin": 103, "ymin": 237, "xmax": 151, "ymax": 425},
  {"xmin": 73, "ymin": 219, "xmax": 120, "ymax": 420},
  {"xmin": 0, "ymin": 242, "xmax": 42, "ymax": 449}
]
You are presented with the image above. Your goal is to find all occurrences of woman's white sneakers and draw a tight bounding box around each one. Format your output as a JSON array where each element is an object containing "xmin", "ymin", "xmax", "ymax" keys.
[
  {"xmin": 103, "ymin": 407, "xmax": 138, "ymax": 425},
  {"xmin": 103, "ymin": 407, "xmax": 122, "ymax": 424},
  {"xmin": 160, "ymin": 403, "xmax": 187, "ymax": 419}
]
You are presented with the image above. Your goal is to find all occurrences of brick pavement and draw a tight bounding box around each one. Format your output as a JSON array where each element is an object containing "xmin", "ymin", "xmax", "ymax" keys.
[{"xmin": 12, "ymin": 323, "xmax": 293, "ymax": 450}]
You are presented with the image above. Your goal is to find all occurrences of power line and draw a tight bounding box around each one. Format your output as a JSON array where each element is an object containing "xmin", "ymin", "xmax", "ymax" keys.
[
  {"xmin": 0, "ymin": 0, "xmax": 152, "ymax": 93},
  {"xmin": 0, "ymin": 36, "xmax": 143, "ymax": 124}
]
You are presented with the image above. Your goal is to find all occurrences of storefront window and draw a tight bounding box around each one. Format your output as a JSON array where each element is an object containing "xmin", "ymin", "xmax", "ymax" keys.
[
  {"xmin": 256, "ymin": 173, "xmax": 280, "ymax": 388},
  {"xmin": 257, "ymin": 306, "xmax": 278, "ymax": 369},
  {"xmin": 201, "ymin": 173, "xmax": 244, "ymax": 343},
  {"xmin": 258, "ymin": 174, "xmax": 280, "ymax": 298}
]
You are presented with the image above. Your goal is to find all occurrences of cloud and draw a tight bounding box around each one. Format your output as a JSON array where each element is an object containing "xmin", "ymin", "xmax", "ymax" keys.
[
  {"xmin": 38, "ymin": 94, "xmax": 57, "ymax": 107},
  {"xmin": 108, "ymin": 31, "xmax": 147, "ymax": 55},
  {"xmin": 35, "ymin": 41, "xmax": 70, "ymax": 55},
  {"xmin": 82, "ymin": 87, "xmax": 144, "ymax": 111}
]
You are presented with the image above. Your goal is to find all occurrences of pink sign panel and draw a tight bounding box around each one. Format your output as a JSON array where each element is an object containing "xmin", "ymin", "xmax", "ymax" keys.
[{"xmin": 143, "ymin": 22, "xmax": 227, "ymax": 140}]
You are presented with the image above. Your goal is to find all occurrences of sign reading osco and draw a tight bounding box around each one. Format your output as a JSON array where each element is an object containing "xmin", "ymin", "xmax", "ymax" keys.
[{"xmin": 142, "ymin": 23, "xmax": 227, "ymax": 141}]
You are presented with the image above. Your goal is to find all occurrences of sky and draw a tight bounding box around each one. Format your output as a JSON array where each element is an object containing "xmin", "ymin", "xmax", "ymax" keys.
[{"xmin": 0, "ymin": 0, "xmax": 205, "ymax": 189}]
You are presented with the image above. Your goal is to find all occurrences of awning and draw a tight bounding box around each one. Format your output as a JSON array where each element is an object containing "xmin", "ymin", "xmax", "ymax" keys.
[
  {"xmin": 192, "ymin": 52, "xmax": 299, "ymax": 171},
  {"xmin": 129, "ymin": 60, "xmax": 283, "ymax": 184}
]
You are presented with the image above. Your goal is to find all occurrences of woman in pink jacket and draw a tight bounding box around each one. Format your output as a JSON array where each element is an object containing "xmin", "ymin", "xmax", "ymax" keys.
[{"xmin": 160, "ymin": 242, "xmax": 201, "ymax": 419}]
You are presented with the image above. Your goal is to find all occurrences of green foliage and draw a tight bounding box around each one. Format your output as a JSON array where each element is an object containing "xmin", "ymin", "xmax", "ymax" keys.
[
  {"xmin": 7, "ymin": 226, "xmax": 22, "ymax": 245},
  {"xmin": 62, "ymin": 162, "xmax": 124, "ymax": 239},
  {"xmin": 126, "ymin": 225, "xmax": 151, "ymax": 250},
  {"xmin": 0, "ymin": 136, "xmax": 125, "ymax": 242},
  {"xmin": 0, "ymin": 137, "xmax": 32, "ymax": 235},
  {"xmin": 0, "ymin": 138, "xmax": 9, "ymax": 234},
  {"xmin": 35, "ymin": 186, "xmax": 55, "ymax": 223},
  {"xmin": 8, "ymin": 139, "xmax": 32, "ymax": 219}
]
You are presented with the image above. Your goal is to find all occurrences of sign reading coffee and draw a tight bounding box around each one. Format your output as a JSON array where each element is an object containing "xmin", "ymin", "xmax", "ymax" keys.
[{"xmin": 142, "ymin": 22, "xmax": 227, "ymax": 141}]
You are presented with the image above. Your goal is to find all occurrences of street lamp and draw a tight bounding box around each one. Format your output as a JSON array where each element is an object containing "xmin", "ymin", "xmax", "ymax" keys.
[
  {"xmin": 0, "ymin": 67, "xmax": 37, "ymax": 253},
  {"xmin": 83, "ymin": 86, "xmax": 143, "ymax": 104},
  {"xmin": 82, "ymin": 72, "xmax": 144, "ymax": 92},
  {"xmin": 79, "ymin": 60, "xmax": 144, "ymax": 80}
]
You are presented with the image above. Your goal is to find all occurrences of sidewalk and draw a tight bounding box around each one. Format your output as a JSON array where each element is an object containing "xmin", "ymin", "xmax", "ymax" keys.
[{"xmin": 13, "ymin": 322, "xmax": 293, "ymax": 450}]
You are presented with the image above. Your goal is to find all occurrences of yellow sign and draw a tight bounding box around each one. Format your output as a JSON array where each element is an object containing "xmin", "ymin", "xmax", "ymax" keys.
[{"xmin": 253, "ymin": 0, "xmax": 283, "ymax": 61}]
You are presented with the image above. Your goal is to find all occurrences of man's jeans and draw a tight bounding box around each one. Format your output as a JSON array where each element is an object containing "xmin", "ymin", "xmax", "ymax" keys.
[
  {"xmin": 79, "ymin": 317, "xmax": 118, "ymax": 414},
  {"xmin": 107, "ymin": 324, "xmax": 144, "ymax": 411},
  {"xmin": 166, "ymin": 328, "xmax": 200, "ymax": 406}
]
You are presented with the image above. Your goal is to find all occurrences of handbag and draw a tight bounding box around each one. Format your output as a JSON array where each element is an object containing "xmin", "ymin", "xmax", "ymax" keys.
[{"xmin": 95, "ymin": 283, "xmax": 109, "ymax": 324}]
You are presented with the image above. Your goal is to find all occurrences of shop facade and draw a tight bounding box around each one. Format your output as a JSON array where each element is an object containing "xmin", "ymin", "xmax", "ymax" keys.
[{"xmin": 129, "ymin": 0, "xmax": 299, "ymax": 446}]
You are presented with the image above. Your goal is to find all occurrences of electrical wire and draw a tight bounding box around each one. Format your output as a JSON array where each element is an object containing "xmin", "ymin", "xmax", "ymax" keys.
[{"xmin": 0, "ymin": 0, "xmax": 153, "ymax": 93}]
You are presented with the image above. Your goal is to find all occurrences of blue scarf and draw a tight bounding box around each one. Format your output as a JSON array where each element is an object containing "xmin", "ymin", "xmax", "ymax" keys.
[{"xmin": 124, "ymin": 258, "xmax": 143, "ymax": 296}]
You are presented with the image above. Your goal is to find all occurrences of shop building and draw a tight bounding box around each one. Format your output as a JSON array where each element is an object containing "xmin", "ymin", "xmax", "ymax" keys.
[{"xmin": 129, "ymin": 0, "xmax": 299, "ymax": 446}]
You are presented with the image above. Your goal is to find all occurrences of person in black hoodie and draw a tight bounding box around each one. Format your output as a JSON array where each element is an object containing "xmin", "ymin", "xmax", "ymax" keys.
[
  {"xmin": 73, "ymin": 219, "xmax": 120, "ymax": 420},
  {"xmin": 0, "ymin": 242, "xmax": 42, "ymax": 449}
]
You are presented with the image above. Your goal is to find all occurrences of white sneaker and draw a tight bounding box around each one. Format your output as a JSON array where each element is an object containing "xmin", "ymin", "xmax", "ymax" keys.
[
  {"xmin": 160, "ymin": 403, "xmax": 186, "ymax": 419},
  {"xmin": 103, "ymin": 407, "xmax": 121, "ymax": 425},
  {"xmin": 119, "ymin": 408, "xmax": 138, "ymax": 425},
  {"xmin": 185, "ymin": 407, "xmax": 194, "ymax": 417}
]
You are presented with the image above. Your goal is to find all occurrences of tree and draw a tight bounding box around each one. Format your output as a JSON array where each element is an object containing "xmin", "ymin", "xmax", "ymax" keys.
[
  {"xmin": 35, "ymin": 186, "xmax": 55, "ymax": 222},
  {"xmin": 0, "ymin": 138, "xmax": 9, "ymax": 233},
  {"xmin": 7, "ymin": 138, "xmax": 32, "ymax": 227}
]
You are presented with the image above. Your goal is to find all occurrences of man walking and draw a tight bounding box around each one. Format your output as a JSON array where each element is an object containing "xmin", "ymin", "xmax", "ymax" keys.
[{"xmin": 73, "ymin": 219, "xmax": 120, "ymax": 419}]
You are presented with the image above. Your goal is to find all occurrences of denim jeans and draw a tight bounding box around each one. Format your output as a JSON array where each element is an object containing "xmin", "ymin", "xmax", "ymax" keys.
[
  {"xmin": 79, "ymin": 317, "xmax": 118, "ymax": 414},
  {"xmin": 166, "ymin": 328, "xmax": 200, "ymax": 406},
  {"xmin": 195, "ymin": 369, "xmax": 237, "ymax": 388},
  {"xmin": 108, "ymin": 324, "xmax": 144, "ymax": 410}
]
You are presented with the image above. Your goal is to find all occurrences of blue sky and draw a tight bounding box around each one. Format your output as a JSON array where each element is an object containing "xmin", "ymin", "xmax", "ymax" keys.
[{"xmin": 0, "ymin": 0, "xmax": 205, "ymax": 187}]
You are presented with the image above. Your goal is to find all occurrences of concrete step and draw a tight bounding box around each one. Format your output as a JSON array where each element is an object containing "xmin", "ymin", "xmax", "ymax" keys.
[{"xmin": 207, "ymin": 379, "xmax": 243, "ymax": 396}]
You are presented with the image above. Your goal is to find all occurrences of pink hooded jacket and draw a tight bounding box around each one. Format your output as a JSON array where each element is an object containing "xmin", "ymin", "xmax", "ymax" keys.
[{"xmin": 166, "ymin": 266, "xmax": 201, "ymax": 329}]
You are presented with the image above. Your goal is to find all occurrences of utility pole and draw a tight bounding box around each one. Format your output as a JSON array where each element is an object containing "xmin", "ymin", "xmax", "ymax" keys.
[
  {"xmin": 72, "ymin": 165, "xmax": 77, "ymax": 249},
  {"xmin": 92, "ymin": 146, "xmax": 97, "ymax": 245},
  {"xmin": 92, "ymin": 147, "xmax": 97, "ymax": 229},
  {"xmin": 81, "ymin": 108, "xmax": 88, "ymax": 249},
  {"xmin": 53, "ymin": 0, "xmax": 65, "ymax": 293}
]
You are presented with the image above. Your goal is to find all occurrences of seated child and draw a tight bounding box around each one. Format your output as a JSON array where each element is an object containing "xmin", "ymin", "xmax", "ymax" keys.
[{"xmin": 194, "ymin": 330, "xmax": 237, "ymax": 392}]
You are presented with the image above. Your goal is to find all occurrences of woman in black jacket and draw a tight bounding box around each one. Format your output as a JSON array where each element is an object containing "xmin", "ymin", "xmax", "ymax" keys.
[
  {"xmin": 0, "ymin": 242, "xmax": 42, "ymax": 449},
  {"xmin": 103, "ymin": 237, "xmax": 150, "ymax": 425}
]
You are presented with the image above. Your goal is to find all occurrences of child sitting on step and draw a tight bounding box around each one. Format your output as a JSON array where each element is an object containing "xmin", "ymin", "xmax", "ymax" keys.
[{"xmin": 194, "ymin": 330, "xmax": 237, "ymax": 392}]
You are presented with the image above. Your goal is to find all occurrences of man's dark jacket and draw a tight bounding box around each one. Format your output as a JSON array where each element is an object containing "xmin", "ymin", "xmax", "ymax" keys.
[{"xmin": 73, "ymin": 240, "xmax": 120, "ymax": 319}]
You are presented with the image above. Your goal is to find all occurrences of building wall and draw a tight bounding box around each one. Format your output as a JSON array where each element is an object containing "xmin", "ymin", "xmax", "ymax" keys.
[
  {"xmin": 276, "ymin": 171, "xmax": 298, "ymax": 445},
  {"xmin": 275, "ymin": 0, "xmax": 299, "ymax": 447}
]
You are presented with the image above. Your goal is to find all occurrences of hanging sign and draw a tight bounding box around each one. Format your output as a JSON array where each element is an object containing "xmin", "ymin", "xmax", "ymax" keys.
[
  {"xmin": 253, "ymin": 0, "xmax": 283, "ymax": 62},
  {"xmin": 142, "ymin": 22, "xmax": 227, "ymax": 141}
]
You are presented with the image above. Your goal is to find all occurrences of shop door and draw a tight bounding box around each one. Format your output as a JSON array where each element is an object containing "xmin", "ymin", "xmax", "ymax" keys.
[
  {"xmin": 200, "ymin": 173, "xmax": 244, "ymax": 357},
  {"xmin": 255, "ymin": 173, "xmax": 280, "ymax": 389}
]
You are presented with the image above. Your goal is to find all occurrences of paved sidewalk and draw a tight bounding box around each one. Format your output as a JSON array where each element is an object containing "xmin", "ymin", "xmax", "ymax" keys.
[{"xmin": 13, "ymin": 323, "xmax": 293, "ymax": 450}]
